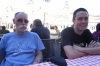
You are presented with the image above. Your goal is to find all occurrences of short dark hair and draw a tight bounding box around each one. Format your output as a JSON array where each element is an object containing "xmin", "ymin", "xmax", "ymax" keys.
[
  {"xmin": 73, "ymin": 8, "xmax": 89, "ymax": 20},
  {"xmin": 50, "ymin": 26, "xmax": 54, "ymax": 29},
  {"xmin": 2, "ymin": 26, "xmax": 6, "ymax": 30},
  {"xmin": 54, "ymin": 26, "xmax": 58, "ymax": 29},
  {"xmin": 33, "ymin": 19, "xmax": 42, "ymax": 27},
  {"xmin": 96, "ymin": 23, "xmax": 100, "ymax": 31}
]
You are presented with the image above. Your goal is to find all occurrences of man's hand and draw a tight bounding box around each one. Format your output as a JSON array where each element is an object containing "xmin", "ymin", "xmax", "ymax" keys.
[
  {"xmin": 33, "ymin": 60, "xmax": 39, "ymax": 65},
  {"xmin": 73, "ymin": 41, "xmax": 100, "ymax": 55},
  {"xmin": 33, "ymin": 51, "xmax": 43, "ymax": 64},
  {"xmin": 73, "ymin": 45, "xmax": 84, "ymax": 52},
  {"xmin": 96, "ymin": 42, "xmax": 100, "ymax": 46},
  {"xmin": 64, "ymin": 45, "xmax": 87, "ymax": 59},
  {"xmin": 87, "ymin": 40, "xmax": 100, "ymax": 48}
]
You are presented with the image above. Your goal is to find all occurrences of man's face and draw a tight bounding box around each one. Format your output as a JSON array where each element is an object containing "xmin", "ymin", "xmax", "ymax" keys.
[
  {"xmin": 54, "ymin": 26, "xmax": 57, "ymax": 30},
  {"xmin": 73, "ymin": 11, "xmax": 89, "ymax": 31},
  {"xmin": 13, "ymin": 13, "xmax": 29, "ymax": 32}
]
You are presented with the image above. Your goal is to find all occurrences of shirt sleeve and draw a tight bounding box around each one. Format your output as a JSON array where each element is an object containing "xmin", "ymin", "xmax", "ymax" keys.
[
  {"xmin": 0, "ymin": 36, "xmax": 6, "ymax": 56},
  {"xmin": 35, "ymin": 34, "xmax": 45, "ymax": 52},
  {"xmin": 61, "ymin": 29, "xmax": 73, "ymax": 47}
]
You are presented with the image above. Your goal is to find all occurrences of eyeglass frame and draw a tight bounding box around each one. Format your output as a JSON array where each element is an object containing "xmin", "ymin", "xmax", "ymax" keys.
[{"xmin": 15, "ymin": 19, "xmax": 29, "ymax": 23}]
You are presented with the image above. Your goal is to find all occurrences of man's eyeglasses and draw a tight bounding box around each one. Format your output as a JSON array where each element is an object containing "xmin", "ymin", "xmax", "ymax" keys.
[{"xmin": 16, "ymin": 19, "xmax": 29, "ymax": 23}]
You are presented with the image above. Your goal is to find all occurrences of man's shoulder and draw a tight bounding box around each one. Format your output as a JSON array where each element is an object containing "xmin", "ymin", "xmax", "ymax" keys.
[
  {"xmin": 36, "ymin": 26, "xmax": 49, "ymax": 31},
  {"xmin": 84, "ymin": 29, "xmax": 91, "ymax": 33},
  {"xmin": 28, "ymin": 31, "xmax": 37, "ymax": 35},
  {"xmin": 31, "ymin": 27, "xmax": 37, "ymax": 30},
  {"xmin": 29, "ymin": 31, "xmax": 40, "ymax": 37},
  {"xmin": 1, "ymin": 32, "xmax": 14, "ymax": 39},
  {"xmin": 5, "ymin": 30, "xmax": 10, "ymax": 32},
  {"xmin": 31, "ymin": 26, "xmax": 44, "ymax": 30},
  {"xmin": 4, "ymin": 32, "xmax": 13, "ymax": 35},
  {"xmin": 62, "ymin": 27, "xmax": 73, "ymax": 33},
  {"xmin": 39, "ymin": 26, "xmax": 49, "ymax": 30},
  {"xmin": 31, "ymin": 27, "xmax": 39, "ymax": 32}
]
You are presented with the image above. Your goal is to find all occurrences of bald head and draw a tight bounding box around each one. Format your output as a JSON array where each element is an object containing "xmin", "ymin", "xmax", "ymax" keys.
[{"xmin": 14, "ymin": 12, "xmax": 28, "ymax": 19}]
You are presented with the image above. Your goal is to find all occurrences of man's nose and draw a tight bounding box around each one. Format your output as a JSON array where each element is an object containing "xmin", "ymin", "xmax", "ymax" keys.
[
  {"xmin": 82, "ymin": 19, "xmax": 86, "ymax": 23},
  {"xmin": 22, "ymin": 20, "xmax": 25, "ymax": 24}
]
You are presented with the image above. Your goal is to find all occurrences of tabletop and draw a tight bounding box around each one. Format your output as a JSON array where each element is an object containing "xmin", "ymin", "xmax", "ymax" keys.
[
  {"xmin": 26, "ymin": 55, "xmax": 100, "ymax": 66},
  {"xmin": 66, "ymin": 55, "xmax": 100, "ymax": 66}
]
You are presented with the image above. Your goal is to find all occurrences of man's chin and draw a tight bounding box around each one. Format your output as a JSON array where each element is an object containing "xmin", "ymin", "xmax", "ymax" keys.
[
  {"xmin": 19, "ymin": 29, "xmax": 27, "ymax": 32},
  {"xmin": 79, "ymin": 29, "xmax": 86, "ymax": 31}
]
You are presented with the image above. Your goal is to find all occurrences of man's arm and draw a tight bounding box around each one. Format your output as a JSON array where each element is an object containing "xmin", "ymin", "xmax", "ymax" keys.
[
  {"xmin": 73, "ymin": 42, "xmax": 100, "ymax": 55},
  {"xmin": 64, "ymin": 45, "xmax": 87, "ymax": 59},
  {"xmin": 33, "ymin": 51, "xmax": 43, "ymax": 64},
  {"xmin": 81, "ymin": 47, "xmax": 100, "ymax": 54}
]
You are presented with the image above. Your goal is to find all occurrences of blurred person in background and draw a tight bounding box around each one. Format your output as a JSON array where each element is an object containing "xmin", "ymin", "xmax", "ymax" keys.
[
  {"xmin": 54, "ymin": 26, "xmax": 61, "ymax": 39},
  {"xmin": 28, "ymin": 24, "xmax": 34, "ymax": 31},
  {"xmin": 0, "ymin": 26, "xmax": 10, "ymax": 38},
  {"xmin": 93, "ymin": 23, "xmax": 100, "ymax": 40},
  {"xmin": 0, "ymin": 26, "xmax": 10, "ymax": 34},
  {"xmin": 0, "ymin": 26, "xmax": 2, "ymax": 30},
  {"xmin": 31, "ymin": 19, "xmax": 50, "ymax": 39},
  {"xmin": 50, "ymin": 26, "xmax": 61, "ymax": 39}
]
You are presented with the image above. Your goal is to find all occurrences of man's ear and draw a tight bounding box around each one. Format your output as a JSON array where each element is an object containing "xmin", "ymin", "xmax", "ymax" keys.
[
  {"xmin": 72, "ymin": 19, "xmax": 75, "ymax": 24},
  {"xmin": 13, "ymin": 19, "xmax": 15, "ymax": 24}
]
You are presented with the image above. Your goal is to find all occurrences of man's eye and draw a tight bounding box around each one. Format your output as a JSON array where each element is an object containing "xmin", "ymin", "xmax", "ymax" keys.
[
  {"xmin": 78, "ymin": 18, "xmax": 82, "ymax": 20},
  {"xmin": 84, "ymin": 18, "xmax": 88, "ymax": 20},
  {"xmin": 78, "ymin": 17, "xmax": 88, "ymax": 21}
]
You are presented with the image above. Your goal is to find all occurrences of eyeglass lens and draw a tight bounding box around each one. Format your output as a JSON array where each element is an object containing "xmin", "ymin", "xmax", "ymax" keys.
[{"xmin": 17, "ymin": 19, "xmax": 29, "ymax": 23}]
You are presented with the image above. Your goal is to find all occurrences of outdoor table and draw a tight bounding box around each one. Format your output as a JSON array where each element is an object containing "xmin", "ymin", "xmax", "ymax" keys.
[{"xmin": 26, "ymin": 55, "xmax": 100, "ymax": 66}]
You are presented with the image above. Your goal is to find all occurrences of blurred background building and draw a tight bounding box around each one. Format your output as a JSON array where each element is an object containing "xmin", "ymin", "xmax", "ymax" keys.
[{"xmin": 0, "ymin": 0, "xmax": 100, "ymax": 32}]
